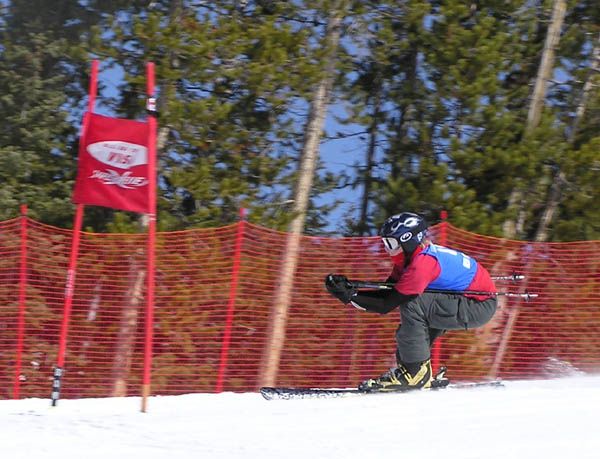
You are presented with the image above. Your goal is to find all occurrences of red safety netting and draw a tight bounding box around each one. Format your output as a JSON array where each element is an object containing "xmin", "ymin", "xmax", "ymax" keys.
[{"xmin": 0, "ymin": 217, "xmax": 599, "ymax": 399}]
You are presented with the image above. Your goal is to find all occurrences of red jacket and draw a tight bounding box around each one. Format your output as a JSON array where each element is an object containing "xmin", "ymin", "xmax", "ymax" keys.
[{"xmin": 389, "ymin": 244, "xmax": 496, "ymax": 301}]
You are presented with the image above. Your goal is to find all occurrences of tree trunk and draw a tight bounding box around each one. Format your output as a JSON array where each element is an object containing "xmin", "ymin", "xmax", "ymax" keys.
[
  {"xmin": 490, "ymin": 0, "xmax": 567, "ymax": 378},
  {"xmin": 109, "ymin": 1, "xmax": 181, "ymax": 395},
  {"xmin": 110, "ymin": 250, "xmax": 145, "ymax": 396},
  {"xmin": 525, "ymin": 0, "xmax": 567, "ymax": 133},
  {"xmin": 258, "ymin": 3, "xmax": 345, "ymax": 388}
]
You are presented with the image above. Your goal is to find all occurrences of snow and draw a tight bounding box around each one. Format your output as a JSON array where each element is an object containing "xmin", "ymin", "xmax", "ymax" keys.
[{"xmin": 2, "ymin": 376, "xmax": 599, "ymax": 459}]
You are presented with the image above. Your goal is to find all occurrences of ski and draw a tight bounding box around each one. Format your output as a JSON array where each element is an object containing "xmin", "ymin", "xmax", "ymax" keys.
[
  {"xmin": 260, "ymin": 387, "xmax": 361, "ymax": 400},
  {"xmin": 260, "ymin": 379, "xmax": 503, "ymax": 400}
]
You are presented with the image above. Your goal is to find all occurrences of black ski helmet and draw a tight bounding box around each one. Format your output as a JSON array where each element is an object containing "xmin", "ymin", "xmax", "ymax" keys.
[{"xmin": 380, "ymin": 212, "xmax": 428, "ymax": 255}]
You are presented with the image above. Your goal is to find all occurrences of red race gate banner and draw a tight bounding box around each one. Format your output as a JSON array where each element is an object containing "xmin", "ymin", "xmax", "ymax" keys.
[{"xmin": 73, "ymin": 112, "xmax": 150, "ymax": 213}]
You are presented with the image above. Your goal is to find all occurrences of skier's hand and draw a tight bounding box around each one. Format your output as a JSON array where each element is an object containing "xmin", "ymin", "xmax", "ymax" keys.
[{"xmin": 324, "ymin": 274, "xmax": 357, "ymax": 304}]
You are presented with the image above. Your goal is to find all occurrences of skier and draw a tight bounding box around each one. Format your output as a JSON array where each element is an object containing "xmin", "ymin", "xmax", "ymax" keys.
[{"xmin": 325, "ymin": 212, "xmax": 497, "ymax": 391}]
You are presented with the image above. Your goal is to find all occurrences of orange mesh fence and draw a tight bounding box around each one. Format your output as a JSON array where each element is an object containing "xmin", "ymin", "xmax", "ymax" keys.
[
  {"xmin": 0, "ymin": 218, "xmax": 22, "ymax": 397},
  {"xmin": 0, "ymin": 217, "xmax": 599, "ymax": 399}
]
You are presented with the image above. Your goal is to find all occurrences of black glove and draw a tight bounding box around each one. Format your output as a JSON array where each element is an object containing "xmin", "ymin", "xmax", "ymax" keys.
[{"xmin": 325, "ymin": 274, "xmax": 357, "ymax": 304}]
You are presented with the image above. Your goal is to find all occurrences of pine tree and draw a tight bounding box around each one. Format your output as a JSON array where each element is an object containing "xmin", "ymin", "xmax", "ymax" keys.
[
  {"xmin": 354, "ymin": 0, "xmax": 593, "ymax": 239},
  {"xmin": 100, "ymin": 1, "xmax": 343, "ymax": 232},
  {"xmin": 0, "ymin": 19, "xmax": 75, "ymax": 224},
  {"xmin": 1, "ymin": 1, "xmax": 598, "ymax": 240},
  {"xmin": 532, "ymin": 1, "xmax": 600, "ymax": 241},
  {"xmin": 0, "ymin": 1, "xmax": 137, "ymax": 227}
]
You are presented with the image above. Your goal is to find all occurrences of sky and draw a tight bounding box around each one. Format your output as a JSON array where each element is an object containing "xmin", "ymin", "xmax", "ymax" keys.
[
  {"xmin": 319, "ymin": 110, "xmax": 368, "ymax": 232},
  {"xmin": 2, "ymin": 374, "xmax": 599, "ymax": 459}
]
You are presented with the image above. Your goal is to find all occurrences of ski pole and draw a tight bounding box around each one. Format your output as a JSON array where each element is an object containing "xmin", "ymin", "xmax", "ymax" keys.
[
  {"xmin": 350, "ymin": 273, "xmax": 525, "ymax": 290},
  {"xmin": 348, "ymin": 281, "xmax": 538, "ymax": 301},
  {"xmin": 424, "ymin": 289, "xmax": 538, "ymax": 301}
]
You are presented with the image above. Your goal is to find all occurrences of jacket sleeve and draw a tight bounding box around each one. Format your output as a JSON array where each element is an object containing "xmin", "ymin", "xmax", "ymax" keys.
[{"xmin": 349, "ymin": 289, "xmax": 417, "ymax": 314}]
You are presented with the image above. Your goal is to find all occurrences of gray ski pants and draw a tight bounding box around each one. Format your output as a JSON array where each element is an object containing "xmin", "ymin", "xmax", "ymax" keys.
[{"xmin": 395, "ymin": 292, "xmax": 497, "ymax": 365}]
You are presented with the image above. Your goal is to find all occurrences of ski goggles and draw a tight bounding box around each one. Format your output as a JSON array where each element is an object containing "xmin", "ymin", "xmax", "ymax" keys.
[{"xmin": 382, "ymin": 237, "xmax": 401, "ymax": 254}]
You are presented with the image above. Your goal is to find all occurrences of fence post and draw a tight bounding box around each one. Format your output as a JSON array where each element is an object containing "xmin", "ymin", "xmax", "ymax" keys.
[
  {"xmin": 431, "ymin": 210, "xmax": 448, "ymax": 372},
  {"xmin": 13, "ymin": 204, "xmax": 28, "ymax": 399},
  {"xmin": 215, "ymin": 208, "xmax": 247, "ymax": 392},
  {"xmin": 141, "ymin": 61, "xmax": 158, "ymax": 413}
]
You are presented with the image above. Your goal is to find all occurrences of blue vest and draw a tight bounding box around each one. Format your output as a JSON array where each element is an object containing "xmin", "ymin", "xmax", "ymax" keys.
[{"xmin": 421, "ymin": 244, "xmax": 478, "ymax": 291}]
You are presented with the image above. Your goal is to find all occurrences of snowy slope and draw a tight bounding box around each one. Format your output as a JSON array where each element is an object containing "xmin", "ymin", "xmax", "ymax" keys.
[{"xmin": 1, "ymin": 376, "xmax": 599, "ymax": 459}]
